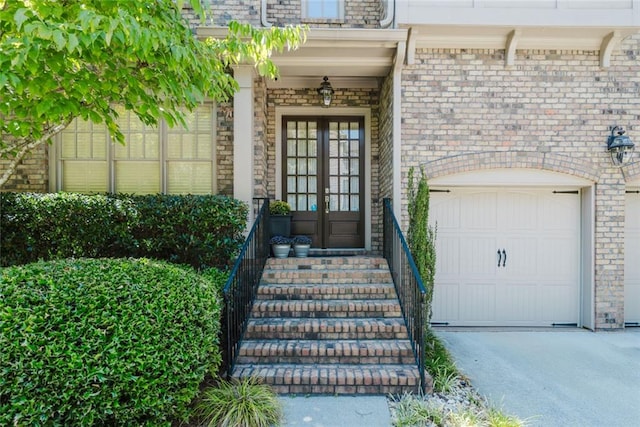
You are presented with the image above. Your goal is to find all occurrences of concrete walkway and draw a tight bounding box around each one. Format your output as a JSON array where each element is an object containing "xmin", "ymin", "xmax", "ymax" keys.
[
  {"xmin": 437, "ymin": 329, "xmax": 640, "ymax": 427},
  {"xmin": 280, "ymin": 395, "xmax": 392, "ymax": 427}
]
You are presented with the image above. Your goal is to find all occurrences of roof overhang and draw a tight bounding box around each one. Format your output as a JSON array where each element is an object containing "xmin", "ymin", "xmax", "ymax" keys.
[
  {"xmin": 196, "ymin": 27, "xmax": 408, "ymax": 88},
  {"xmin": 404, "ymin": 24, "xmax": 639, "ymax": 67}
]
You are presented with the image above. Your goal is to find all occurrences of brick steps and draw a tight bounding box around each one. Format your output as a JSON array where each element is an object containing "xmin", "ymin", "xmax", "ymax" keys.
[
  {"xmin": 265, "ymin": 256, "xmax": 388, "ymax": 270},
  {"xmin": 231, "ymin": 256, "xmax": 427, "ymax": 395},
  {"xmin": 260, "ymin": 269, "xmax": 393, "ymax": 284},
  {"xmin": 257, "ymin": 283, "xmax": 397, "ymax": 300},
  {"xmin": 251, "ymin": 299, "xmax": 402, "ymax": 318},
  {"xmin": 243, "ymin": 317, "xmax": 410, "ymax": 340},
  {"xmin": 233, "ymin": 363, "xmax": 421, "ymax": 395},
  {"xmin": 236, "ymin": 339, "xmax": 416, "ymax": 364}
]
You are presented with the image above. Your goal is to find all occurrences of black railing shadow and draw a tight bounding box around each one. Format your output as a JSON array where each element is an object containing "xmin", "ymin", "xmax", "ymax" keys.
[
  {"xmin": 220, "ymin": 198, "xmax": 270, "ymax": 377},
  {"xmin": 382, "ymin": 198, "xmax": 427, "ymax": 393}
]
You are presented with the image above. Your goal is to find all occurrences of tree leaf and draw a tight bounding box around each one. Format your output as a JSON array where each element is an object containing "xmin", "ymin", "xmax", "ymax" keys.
[
  {"xmin": 66, "ymin": 33, "xmax": 79, "ymax": 53},
  {"xmin": 53, "ymin": 30, "xmax": 65, "ymax": 51},
  {"xmin": 14, "ymin": 8, "xmax": 29, "ymax": 31}
]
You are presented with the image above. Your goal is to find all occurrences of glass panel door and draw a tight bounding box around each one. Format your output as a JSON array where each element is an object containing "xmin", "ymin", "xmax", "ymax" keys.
[{"xmin": 283, "ymin": 116, "xmax": 364, "ymax": 248}]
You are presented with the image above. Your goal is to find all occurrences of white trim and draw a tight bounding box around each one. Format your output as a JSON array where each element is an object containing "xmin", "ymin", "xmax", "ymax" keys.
[
  {"xmin": 48, "ymin": 141, "xmax": 56, "ymax": 192},
  {"xmin": 276, "ymin": 106, "xmax": 372, "ymax": 251},
  {"xmin": 581, "ymin": 185, "xmax": 596, "ymax": 330},
  {"xmin": 627, "ymin": 178, "xmax": 640, "ymax": 186},
  {"xmin": 392, "ymin": 42, "xmax": 405, "ymax": 219},
  {"xmin": 233, "ymin": 66, "xmax": 256, "ymax": 226},
  {"xmin": 197, "ymin": 27, "xmax": 408, "ymax": 45},
  {"xmin": 397, "ymin": 2, "xmax": 640, "ymax": 27},
  {"xmin": 505, "ymin": 28, "xmax": 521, "ymax": 68},
  {"xmin": 267, "ymin": 77, "xmax": 378, "ymax": 90},
  {"xmin": 260, "ymin": 0, "xmax": 272, "ymax": 27},
  {"xmin": 380, "ymin": 0, "xmax": 394, "ymax": 28},
  {"xmin": 429, "ymin": 168, "xmax": 593, "ymax": 188}
]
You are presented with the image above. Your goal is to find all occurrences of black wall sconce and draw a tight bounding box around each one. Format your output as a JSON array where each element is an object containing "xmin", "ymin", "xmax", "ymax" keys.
[
  {"xmin": 607, "ymin": 126, "xmax": 635, "ymax": 166},
  {"xmin": 317, "ymin": 76, "xmax": 334, "ymax": 108}
]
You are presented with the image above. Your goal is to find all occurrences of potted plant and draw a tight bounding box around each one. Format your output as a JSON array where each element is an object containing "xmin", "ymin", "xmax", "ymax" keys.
[
  {"xmin": 270, "ymin": 235, "xmax": 293, "ymax": 258},
  {"xmin": 293, "ymin": 235, "xmax": 312, "ymax": 258},
  {"xmin": 269, "ymin": 200, "xmax": 292, "ymax": 238}
]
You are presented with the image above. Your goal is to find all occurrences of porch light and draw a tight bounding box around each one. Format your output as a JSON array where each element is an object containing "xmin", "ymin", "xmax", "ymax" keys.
[
  {"xmin": 607, "ymin": 126, "xmax": 635, "ymax": 166},
  {"xmin": 317, "ymin": 76, "xmax": 334, "ymax": 108}
]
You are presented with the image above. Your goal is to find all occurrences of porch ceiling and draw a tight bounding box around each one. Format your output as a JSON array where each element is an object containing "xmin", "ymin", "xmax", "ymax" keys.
[{"xmin": 196, "ymin": 27, "xmax": 408, "ymax": 88}]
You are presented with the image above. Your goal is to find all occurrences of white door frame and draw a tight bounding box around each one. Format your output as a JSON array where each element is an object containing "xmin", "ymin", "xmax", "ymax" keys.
[
  {"xmin": 275, "ymin": 106, "xmax": 372, "ymax": 251},
  {"xmin": 625, "ymin": 179, "xmax": 640, "ymax": 325}
]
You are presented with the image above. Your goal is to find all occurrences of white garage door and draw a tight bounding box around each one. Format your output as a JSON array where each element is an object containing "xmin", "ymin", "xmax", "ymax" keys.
[
  {"xmin": 625, "ymin": 189, "xmax": 640, "ymax": 325},
  {"xmin": 429, "ymin": 188, "xmax": 580, "ymax": 327}
]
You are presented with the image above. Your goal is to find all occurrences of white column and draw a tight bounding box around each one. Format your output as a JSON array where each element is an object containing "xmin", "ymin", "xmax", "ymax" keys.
[
  {"xmin": 393, "ymin": 42, "xmax": 406, "ymax": 220},
  {"xmin": 233, "ymin": 65, "xmax": 255, "ymax": 227}
]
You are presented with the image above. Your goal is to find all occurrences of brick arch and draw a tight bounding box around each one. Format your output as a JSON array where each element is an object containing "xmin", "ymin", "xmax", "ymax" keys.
[{"xmin": 420, "ymin": 151, "xmax": 600, "ymax": 183}]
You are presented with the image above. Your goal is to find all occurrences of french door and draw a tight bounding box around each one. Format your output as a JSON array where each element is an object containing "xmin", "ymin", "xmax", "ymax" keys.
[{"xmin": 282, "ymin": 116, "xmax": 364, "ymax": 248}]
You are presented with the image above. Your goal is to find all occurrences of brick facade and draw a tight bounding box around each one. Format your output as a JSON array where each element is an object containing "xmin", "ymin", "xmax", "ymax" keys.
[
  {"xmin": 400, "ymin": 35, "xmax": 640, "ymax": 329},
  {"xmin": 3, "ymin": 1, "xmax": 639, "ymax": 330},
  {"xmin": 184, "ymin": 0, "xmax": 385, "ymax": 28},
  {"xmin": 0, "ymin": 144, "xmax": 49, "ymax": 193},
  {"xmin": 265, "ymin": 0, "xmax": 383, "ymax": 28}
]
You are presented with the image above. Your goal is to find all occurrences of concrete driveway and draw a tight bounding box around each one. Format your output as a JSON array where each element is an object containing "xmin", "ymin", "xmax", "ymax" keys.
[{"xmin": 436, "ymin": 329, "xmax": 640, "ymax": 427}]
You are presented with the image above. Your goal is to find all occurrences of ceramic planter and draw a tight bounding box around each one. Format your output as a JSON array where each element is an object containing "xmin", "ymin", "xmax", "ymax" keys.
[
  {"xmin": 293, "ymin": 244, "xmax": 311, "ymax": 258},
  {"xmin": 272, "ymin": 244, "xmax": 291, "ymax": 258}
]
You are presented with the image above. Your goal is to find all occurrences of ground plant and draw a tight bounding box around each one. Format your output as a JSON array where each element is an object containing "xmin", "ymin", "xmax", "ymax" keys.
[
  {"xmin": 196, "ymin": 377, "xmax": 283, "ymax": 427},
  {"xmin": 0, "ymin": 258, "xmax": 222, "ymax": 426},
  {"xmin": 390, "ymin": 331, "xmax": 526, "ymax": 427}
]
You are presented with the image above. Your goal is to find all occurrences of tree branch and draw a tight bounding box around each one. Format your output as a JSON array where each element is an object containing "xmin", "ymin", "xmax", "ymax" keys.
[{"xmin": 0, "ymin": 121, "xmax": 70, "ymax": 188}]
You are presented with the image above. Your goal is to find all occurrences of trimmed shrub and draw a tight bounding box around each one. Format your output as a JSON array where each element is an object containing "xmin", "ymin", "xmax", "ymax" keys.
[
  {"xmin": 0, "ymin": 258, "xmax": 222, "ymax": 426},
  {"xmin": 0, "ymin": 193, "xmax": 247, "ymax": 269},
  {"xmin": 116, "ymin": 194, "xmax": 247, "ymax": 269},
  {"xmin": 200, "ymin": 267, "xmax": 231, "ymax": 294},
  {"xmin": 0, "ymin": 192, "xmax": 137, "ymax": 266}
]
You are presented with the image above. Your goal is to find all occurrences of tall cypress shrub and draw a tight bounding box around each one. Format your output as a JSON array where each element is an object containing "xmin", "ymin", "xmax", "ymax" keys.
[{"xmin": 407, "ymin": 166, "xmax": 437, "ymax": 323}]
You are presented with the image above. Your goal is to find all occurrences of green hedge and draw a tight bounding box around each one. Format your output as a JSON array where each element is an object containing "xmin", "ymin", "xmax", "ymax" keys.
[
  {"xmin": 0, "ymin": 258, "xmax": 222, "ymax": 426},
  {"xmin": 115, "ymin": 194, "xmax": 247, "ymax": 269},
  {"xmin": 0, "ymin": 192, "xmax": 247, "ymax": 269},
  {"xmin": 0, "ymin": 192, "xmax": 137, "ymax": 265}
]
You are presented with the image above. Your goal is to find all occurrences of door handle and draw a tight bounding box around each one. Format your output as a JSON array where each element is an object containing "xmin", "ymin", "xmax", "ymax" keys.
[
  {"xmin": 502, "ymin": 249, "xmax": 507, "ymax": 267},
  {"xmin": 497, "ymin": 250, "xmax": 502, "ymax": 267},
  {"xmin": 324, "ymin": 195, "xmax": 330, "ymax": 214}
]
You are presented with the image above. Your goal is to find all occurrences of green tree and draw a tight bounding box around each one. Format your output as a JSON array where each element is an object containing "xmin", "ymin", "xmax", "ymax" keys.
[
  {"xmin": 407, "ymin": 166, "xmax": 436, "ymax": 323},
  {"xmin": 0, "ymin": 0, "xmax": 305, "ymax": 187}
]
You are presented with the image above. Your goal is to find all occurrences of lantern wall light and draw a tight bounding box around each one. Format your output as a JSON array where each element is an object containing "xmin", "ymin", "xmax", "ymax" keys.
[
  {"xmin": 317, "ymin": 76, "xmax": 334, "ymax": 108},
  {"xmin": 607, "ymin": 126, "xmax": 635, "ymax": 166}
]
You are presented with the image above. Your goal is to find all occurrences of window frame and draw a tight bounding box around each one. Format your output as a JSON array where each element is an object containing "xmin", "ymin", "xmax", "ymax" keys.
[
  {"xmin": 50, "ymin": 103, "xmax": 217, "ymax": 195},
  {"xmin": 301, "ymin": 0, "xmax": 345, "ymax": 20}
]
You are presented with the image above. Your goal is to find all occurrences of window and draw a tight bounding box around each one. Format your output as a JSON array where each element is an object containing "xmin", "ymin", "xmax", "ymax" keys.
[
  {"xmin": 56, "ymin": 104, "xmax": 216, "ymax": 194},
  {"xmin": 303, "ymin": 0, "xmax": 343, "ymax": 20}
]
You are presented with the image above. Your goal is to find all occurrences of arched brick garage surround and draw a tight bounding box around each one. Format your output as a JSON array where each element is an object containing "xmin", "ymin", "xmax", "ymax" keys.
[{"xmin": 417, "ymin": 151, "xmax": 600, "ymax": 183}]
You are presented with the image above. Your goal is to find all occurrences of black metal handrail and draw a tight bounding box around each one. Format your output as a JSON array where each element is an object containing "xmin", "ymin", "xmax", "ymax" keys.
[
  {"xmin": 382, "ymin": 198, "xmax": 427, "ymax": 393},
  {"xmin": 220, "ymin": 198, "xmax": 270, "ymax": 377}
]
